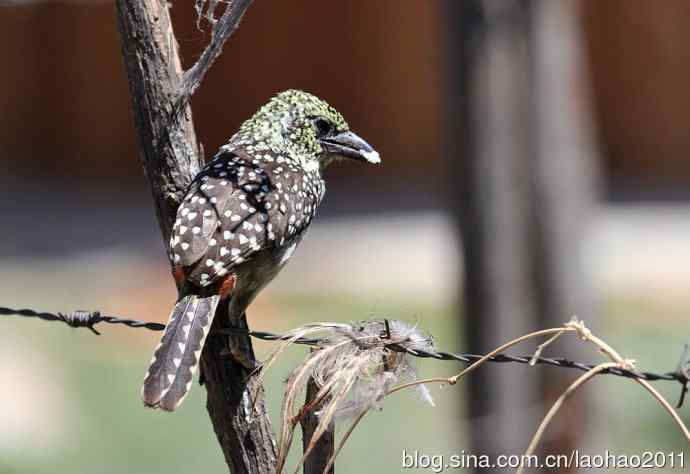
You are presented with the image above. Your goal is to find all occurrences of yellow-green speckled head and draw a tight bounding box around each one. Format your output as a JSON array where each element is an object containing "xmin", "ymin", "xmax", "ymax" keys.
[{"xmin": 225, "ymin": 90, "xmax": 380, "ymax": 172}]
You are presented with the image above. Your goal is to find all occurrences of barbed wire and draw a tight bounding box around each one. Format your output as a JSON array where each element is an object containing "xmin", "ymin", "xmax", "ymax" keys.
[{"xmin": 2, "ymin": 305, "xmax": 688, "ymax": 406}]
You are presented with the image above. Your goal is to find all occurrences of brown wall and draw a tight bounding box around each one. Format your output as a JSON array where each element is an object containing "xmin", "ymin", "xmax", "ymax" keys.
[
  {"xmin": 2, "ymin": 1, "xmax": 690, "ymax": 185},
  {"xmin": 583, "ymin": 0, "xmax": 690, "ymax": 182},
  {"xmin": 1, "ymin": 1, "xmax": 443, "ymax": 180}
]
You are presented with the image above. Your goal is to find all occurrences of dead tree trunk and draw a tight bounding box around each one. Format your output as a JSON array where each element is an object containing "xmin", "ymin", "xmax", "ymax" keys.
[
  {"xmin": 447, "ymin": 1, "xmax": 540, "ymax": 465},
  {"xmin": 447, "ymin": 0, "xmax": 598, "ymax": 469},
  {"xmin": 529, "ymin": 0, "xmax": 599, "ymax": 461},
  {"xmin": 115, "ymin": 1, "xmax": 277, "ymax": 473}
]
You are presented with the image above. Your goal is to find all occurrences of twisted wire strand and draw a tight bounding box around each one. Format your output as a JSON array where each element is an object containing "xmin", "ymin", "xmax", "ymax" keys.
[{"xmin": 2, "ymin": 305, "xmax": 687, "ymax": 405}]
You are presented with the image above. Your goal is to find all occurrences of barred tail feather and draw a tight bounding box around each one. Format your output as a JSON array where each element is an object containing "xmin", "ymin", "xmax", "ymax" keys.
[{"xmin": 142, "ymin": 294, "xmax": 220, "ymax": 411}]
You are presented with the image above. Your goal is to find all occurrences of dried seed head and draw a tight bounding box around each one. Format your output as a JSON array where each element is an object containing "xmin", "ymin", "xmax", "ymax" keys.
[
  {"xmin": 311, "ymin": 320, "xmax": 436, "ymax": 419},
  {"xmin": 267, "ymin": 320, "xmax": 436, "ymax": 473}
]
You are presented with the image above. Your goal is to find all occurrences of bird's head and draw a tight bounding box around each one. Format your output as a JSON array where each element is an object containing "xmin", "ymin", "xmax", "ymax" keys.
[{"xmin": 230, "ymin": 90, "xmax": 380, "ymax": 172}]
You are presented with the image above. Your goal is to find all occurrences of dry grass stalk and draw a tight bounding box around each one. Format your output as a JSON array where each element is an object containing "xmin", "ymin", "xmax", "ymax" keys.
[
  {"xmin": 381, "ymin": 316, "xmax": 689, "ymax": 474},
  {"xmin": 516, "ymin": 361, "xmax": 619, "ymax": 474},
  {"xmin": 518, "ymin": 318, "xmax": 689, "ymax": 473}
]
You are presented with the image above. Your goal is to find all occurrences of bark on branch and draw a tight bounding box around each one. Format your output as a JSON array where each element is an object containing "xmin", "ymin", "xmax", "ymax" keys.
[
  {"xmin": 115, "ymin": 1, "xmax": 277, "ymax": 472},
  {"xmin": 115, "ymin": 0, "xmax": 201, "ymax": 242},
  {"xmin": 300, "ymin": 378, "xmax": 335, "ymax": 474}
]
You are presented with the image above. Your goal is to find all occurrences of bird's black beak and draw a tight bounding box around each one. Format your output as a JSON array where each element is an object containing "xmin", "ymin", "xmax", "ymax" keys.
[{"xmin": 320, "ymin": 131, "xmax": 381, "ymax": 164}]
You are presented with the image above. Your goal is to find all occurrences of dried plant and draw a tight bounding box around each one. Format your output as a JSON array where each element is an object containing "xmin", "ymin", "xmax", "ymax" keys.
[{"xmin": 262, "ymin": 320, "xmax": 436, "ymax": 473}]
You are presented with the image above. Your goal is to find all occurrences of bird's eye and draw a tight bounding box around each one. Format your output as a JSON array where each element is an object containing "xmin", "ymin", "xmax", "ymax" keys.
[{"xmin": 313, "ymin": 118, "xmax": 334, "ymax": 137}]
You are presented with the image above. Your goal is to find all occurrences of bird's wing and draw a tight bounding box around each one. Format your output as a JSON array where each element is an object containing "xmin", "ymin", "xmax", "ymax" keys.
[{"xmin": 169, "ymin": 150, "xmax": 321, "ymax": 287}]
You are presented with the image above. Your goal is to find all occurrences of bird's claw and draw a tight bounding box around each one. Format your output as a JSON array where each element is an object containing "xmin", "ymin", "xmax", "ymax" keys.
[{"xmin": 220, "ymin": 340, "xmax": 258, "ymax": 370}]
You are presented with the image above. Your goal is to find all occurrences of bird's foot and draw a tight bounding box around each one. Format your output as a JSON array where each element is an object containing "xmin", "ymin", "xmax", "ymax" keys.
[{"xmin": 221, "ymin": 341, "xmax": 259, "ymax": 371}]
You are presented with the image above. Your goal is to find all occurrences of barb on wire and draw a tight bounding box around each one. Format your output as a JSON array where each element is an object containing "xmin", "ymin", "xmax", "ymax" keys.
[
  {"xmin": 2, "ymin": 306, "xmax": 688, "ymax": 405},
  {"xmin": 0, "ymin": 306, "xmax": 165, "ymax": 335},
  {"xmin": 676, "ymin": 344, "xmax": 690, "ymax": 408}
]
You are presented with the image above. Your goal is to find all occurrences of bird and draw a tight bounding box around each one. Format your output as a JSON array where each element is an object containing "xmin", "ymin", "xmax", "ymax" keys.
[{"xmin": 141, "ymin": 89, "xmax": 381, "ymax": 411}]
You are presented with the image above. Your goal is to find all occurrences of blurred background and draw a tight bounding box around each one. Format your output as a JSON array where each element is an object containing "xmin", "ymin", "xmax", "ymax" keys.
[{"xmin": 1, "ymin": 0, "xmax": 689, "ymax": 472}]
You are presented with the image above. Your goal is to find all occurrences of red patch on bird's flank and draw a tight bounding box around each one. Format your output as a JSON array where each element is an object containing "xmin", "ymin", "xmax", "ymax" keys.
[
  {"xmin": 172, "ymin": 265, "xmax": 186, "ymax": 290},
  {"xmin": 217, "ymin": 274, "xmax": 237, "ymax": 300}
]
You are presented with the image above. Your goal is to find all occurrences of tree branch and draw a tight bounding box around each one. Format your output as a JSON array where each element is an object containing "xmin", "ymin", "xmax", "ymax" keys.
[
  {"xmin": 115, "ymin": 1, "xmax": 276, "ymax": 472},
  {"xmin": 300, "ymin": 378, "xmax": 335, "ymax": 474},
  {"xmin": 180, "ymin": 0, "xmax": 253, "ymax": 108},
  {"xmin": 202, "ymin": 306, "xmax": 278, "ymax": 473},
  {"xmin": 115, "ymin": 0, "xmax": 201, "ymax": 242}
]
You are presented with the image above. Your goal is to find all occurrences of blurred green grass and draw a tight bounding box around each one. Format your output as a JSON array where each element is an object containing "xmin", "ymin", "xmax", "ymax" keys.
[{"xmin": 1, "ymin": 291, "xmax": 688, "ymax": 473}]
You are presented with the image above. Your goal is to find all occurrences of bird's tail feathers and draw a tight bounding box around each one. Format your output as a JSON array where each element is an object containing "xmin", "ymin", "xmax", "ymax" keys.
[{"xmin": 141, "ymin": 293, "xmax": 220, "ymax": 411}]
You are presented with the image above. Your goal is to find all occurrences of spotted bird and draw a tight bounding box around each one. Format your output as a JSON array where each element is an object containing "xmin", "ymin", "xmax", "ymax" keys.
[{"xmin": 142, "ymin": 90, "xmax": 381, "ymax": 411}]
